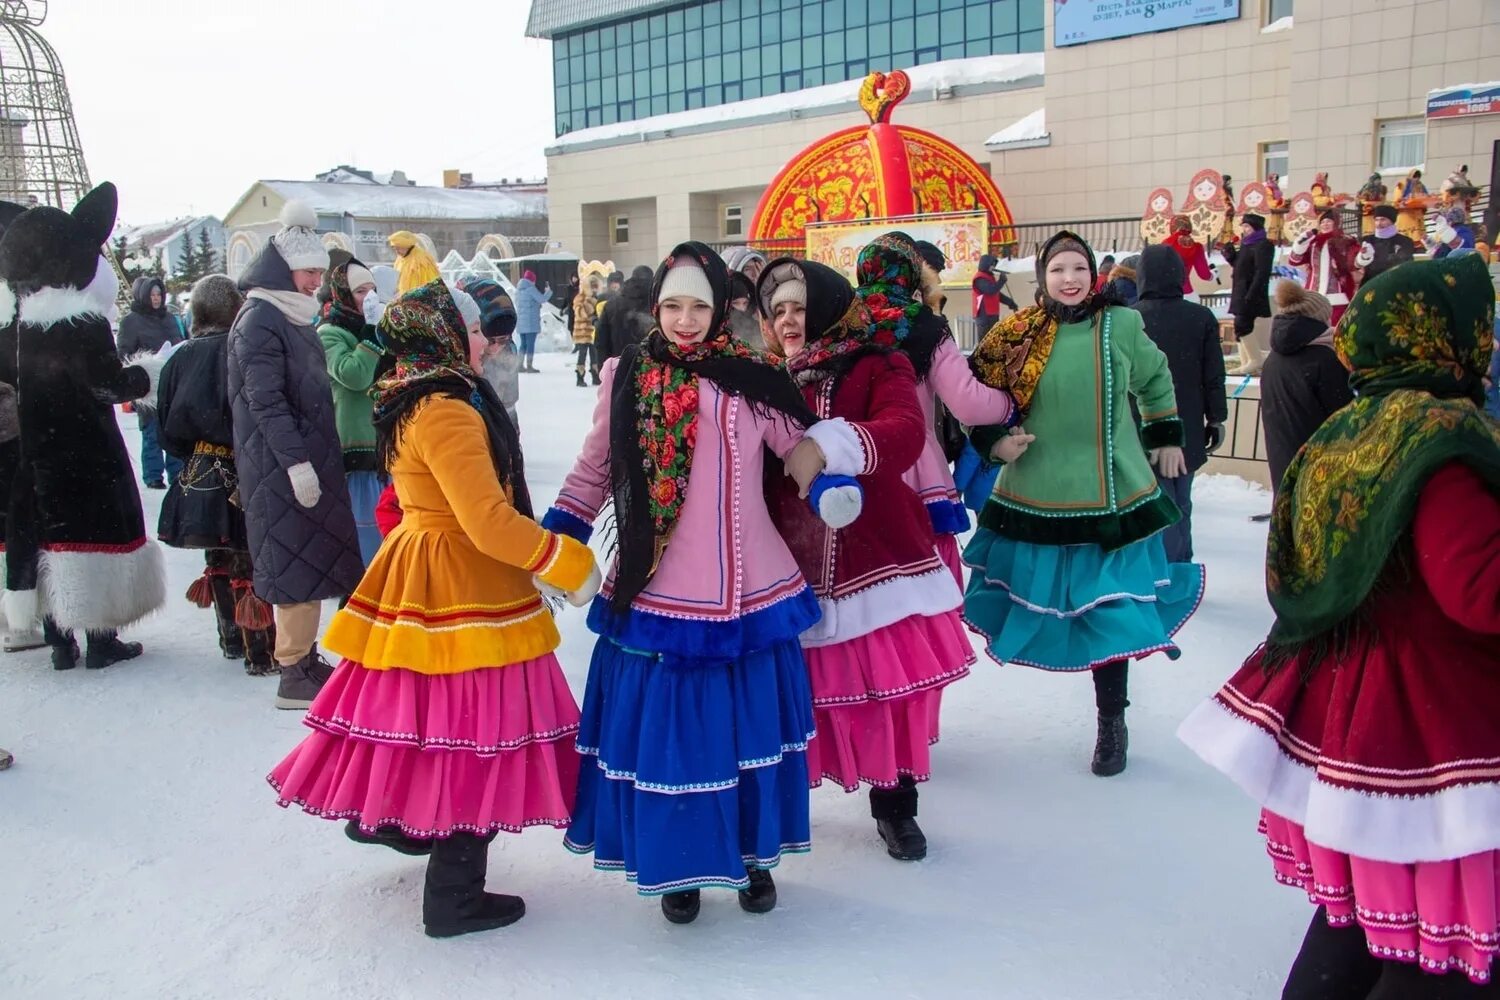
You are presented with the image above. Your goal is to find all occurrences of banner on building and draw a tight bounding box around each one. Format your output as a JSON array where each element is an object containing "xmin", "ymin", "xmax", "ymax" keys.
[
  {"xmin": 1054, "ymin": 0, "xmax": 1242, "ymax": 48},
  {"xmin": 805, "ymin": 212, "xmax": 989, "ymax": 288},
  {"xmin": 1426, "ymin": 82, "xmax": 1500, "ymax": 120}
]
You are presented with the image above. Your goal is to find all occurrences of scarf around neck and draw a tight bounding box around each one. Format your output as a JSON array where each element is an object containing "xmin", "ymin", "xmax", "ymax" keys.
[
  {"xmin": 247, "ymin": 288, "xmax": 320, "ymax": 327},
  {"xmin": 608, "ymin": 242, "xmax": 820, "ymax": 612},
  {"xmin": 1240, "ymin": 229, "xmax": 1267, "ymax": 247},
  {"xmin": 1264, "ymin": 255, "xmax": 1499, "ymax": 667}
]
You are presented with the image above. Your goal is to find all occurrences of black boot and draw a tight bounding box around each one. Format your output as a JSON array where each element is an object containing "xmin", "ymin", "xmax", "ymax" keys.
[
  {"xmin": 45, "ymin": 618, "xmax": 79, "ymax": 671},
  {"xmin": 85, "ymin": 632, "xmax": 143, "ymax": 670},
  {"xmin": 243, "ymin": 627, "xmax": 276, "ymax": 677},
  {"xmin": 575, "ymin": 370, "xmax": 587, "ymax": 387},
  {"xmin": 590, "ymin": 368, "xmax": 601, "ymax": 386},
  {"xmin": 738, "ymin": 869, "xmax": 777, "ymax": 914},
  {"xmin": 345, "ymin": 820, "xmax": 433, "ymax": 856},
  {"xmin": 660, "ymin": 890, "xmax": 701, "ymax": 925},
  {"xmin": 870, "ymin": 776, "xmax": 926, "ymax": 861},
  {"xmin": 1091, "ymin": 712, "xmax": 1129, "ymax": 777},
  {"xmin": 422, "ymin": 833, "xmax": 524, "ymax": 938},
  {"xmin": 210, "ymin": 572, "xmax": 243, "ymax": 660}
]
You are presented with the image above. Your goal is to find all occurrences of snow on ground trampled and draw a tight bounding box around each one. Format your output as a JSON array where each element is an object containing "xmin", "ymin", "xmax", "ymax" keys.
[{"xmin": 0, "ymin": 362, "xmax": 1303, "ymax": 999}]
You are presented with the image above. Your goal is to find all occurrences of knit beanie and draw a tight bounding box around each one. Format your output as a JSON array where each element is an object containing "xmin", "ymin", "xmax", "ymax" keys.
[
  {"xmin": 447, "ymin": 282, "xmax": 481, "ymax": 329},
  {"xmin": 345, "ymin": 262, "xmax": 375, "ymax": 292},
  {"xmin": 658, "ymin": 258, "xmax": 713, "ymax": 306},
  {"xmin": 523, "ymin": 269, "xmax": 537, "ymax": 283},
  {"xmin": 1373, "ymin": 205, "xmax": 1397, "ymax": 222},
  {"xmin": 270, "ymin": 201, "xmax": 329, "ymax": 272}
]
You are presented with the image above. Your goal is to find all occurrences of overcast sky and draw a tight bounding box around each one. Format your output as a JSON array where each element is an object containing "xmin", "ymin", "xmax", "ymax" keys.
[{"xmin": 45, "ymin": 0, "xmax": 556, "ymax": 226}]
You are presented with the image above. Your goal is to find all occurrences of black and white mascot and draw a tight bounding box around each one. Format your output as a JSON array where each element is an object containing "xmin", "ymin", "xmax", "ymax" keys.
[{"xmin": 0, "ymin": 182, "xmax": 167, "ymax": 669}]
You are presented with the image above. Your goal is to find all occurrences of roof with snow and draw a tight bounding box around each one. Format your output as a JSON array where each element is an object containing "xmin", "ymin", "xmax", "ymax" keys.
[
  {"xmin": 985, "ymin": 109, "xmax": 1049, "ymax": 150},
  {"xmin": 549, "ymin": 52, "xmax": 1045, "ymax": 154},
  {"xmin": 237, "ymin": 181, "xmax": 548, "ymax": 222},
  {"xmin": 115, "ymin": 216, "xmax": 217, "ymax": 250},
  {"xmin": 525, "ymin": 0, "xmax": 677, "ymax": 39}
]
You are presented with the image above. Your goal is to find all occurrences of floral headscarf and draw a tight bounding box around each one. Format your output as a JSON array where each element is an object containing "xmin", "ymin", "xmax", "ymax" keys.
[{"xmin": 1264, "ymin": 254, "xmax": 1499, "ymax": 665}]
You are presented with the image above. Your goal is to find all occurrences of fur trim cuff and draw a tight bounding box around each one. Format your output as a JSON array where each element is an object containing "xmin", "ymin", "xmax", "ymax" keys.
[
  {"xmin": 124, "ymin": 349, "xmax": 173, "ymax": 412},
  {"xmin": 805, "ymin": 418, "xmax": 865, "ymax": 477},
  {"xmin": 19, "ymin": 256, "xmax": 119, "ymax": 327},
  {"xmin": 1141, "ymin": 417, "xmax": 1185, "ymax": 450},
  {"xmin": 40, "ymin": 540, "xmax": 166, "ymax": 632}
]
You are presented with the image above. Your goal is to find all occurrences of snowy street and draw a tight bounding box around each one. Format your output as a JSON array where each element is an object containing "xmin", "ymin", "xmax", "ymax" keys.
[{"xmin": 2, "ymin": 363, "xmax": 1303, "ymax": 999}]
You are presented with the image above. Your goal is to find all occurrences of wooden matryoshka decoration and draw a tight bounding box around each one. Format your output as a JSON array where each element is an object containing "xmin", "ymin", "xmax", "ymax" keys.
[
  {"xmin": 1141, "ymin": 186, "xmax": 1175, "ymax": 245},
  {"xmin": 1180, "ymin": 168, "xmax": 1229, "ymax": 248}
]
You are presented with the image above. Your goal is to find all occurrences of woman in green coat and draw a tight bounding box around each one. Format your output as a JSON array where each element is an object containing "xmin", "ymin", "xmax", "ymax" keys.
[
  {"xmin": 963, "ymin": 231, "xmax": 1205, "ymax": 777},
  {"xmin": 319, "ymin": 258, "xmax": 385, "ymax": 565}
]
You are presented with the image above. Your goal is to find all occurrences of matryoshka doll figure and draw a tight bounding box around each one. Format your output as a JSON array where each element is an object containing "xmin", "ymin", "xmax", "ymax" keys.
[
  {"xmin": 1180, "ymin": 169, "xmax": 1228, "ymax": 248},
  {"xmin": 1282, "ymin": 191, "xmax": 1319, "ymax": 246},
  {"xmin": 1140, "ymin": 187, "xmax": 1175, "ymax": 245}
]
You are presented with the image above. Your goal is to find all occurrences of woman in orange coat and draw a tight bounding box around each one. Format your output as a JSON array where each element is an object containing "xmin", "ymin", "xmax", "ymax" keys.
[{"xmin": 268, "ymin": 283, "xmax": 599, "ymax": 939}]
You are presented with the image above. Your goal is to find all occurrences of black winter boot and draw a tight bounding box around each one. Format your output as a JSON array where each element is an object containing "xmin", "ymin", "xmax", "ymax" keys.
[
  {"xmin": 575, "ymin": 369, "xmax": 587, "ymax": 387},
  {"xmin": 870, "ymin": 776, "xmax": 926, "ymax": 861},
  {"xmin": 243, "ymin": 628, "xmax": 276, "ymax": 677},
  {"xmin": 422, "ymin": 833, "xmax": 524, "ymax": 938},
  {"xmin": 210, "ymin": 572, "xmax": 243, "ymax": 660},
  {"xmin": 45, "ymin": 618, "xmax": 78, "ymax": 671},
  {"xmin": 738, "ymin": 869, "xmax": 777, "ymax": 914},
  {"xmin": 1091, "ymin": 712, "xmax": 1129, "ymax": 777},
  {"xmin": 85, "ymin": 632, "xmax": 143, "ymax": 670},
  {"xmin": 345, "ymin": 820, "xmax": 433, "ymax": 856},
  {"xmin": 660, "ymin": 890, "xmax": 701, "ymax": 925},
  {"xmin": 590, "ymin": 367, "xmax": 601, "ymax": 386}
]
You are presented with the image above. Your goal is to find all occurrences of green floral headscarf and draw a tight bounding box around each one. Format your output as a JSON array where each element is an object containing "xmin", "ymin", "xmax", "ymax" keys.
[{"xmin": 1265, "ymin": 254, "xmax": 1499, "ymax": 663}]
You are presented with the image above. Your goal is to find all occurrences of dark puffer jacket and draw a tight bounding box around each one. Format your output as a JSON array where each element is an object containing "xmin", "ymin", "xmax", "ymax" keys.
[
  {"xmin": 116, "ymin": 277, "xmax": 184, "ymax": 355},
  {"xmin": 227, "ymin": 244, "xmax": 363, "ymax": 605},
  {"xmin": 1260, "ymin": 281, "xmax": 1354, "ymax": 491},
  {"xmin": 1132, "ymin": 244, "xmax": 1228, "ymax": 472}
]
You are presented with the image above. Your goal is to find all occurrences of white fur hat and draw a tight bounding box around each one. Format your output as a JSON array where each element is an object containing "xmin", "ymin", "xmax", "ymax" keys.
[
  {"xmin": 271, "ymin": 201, "xmax": 330, "ymax": 272},
  {"xmin": 658, "ymin": 259, "xmax": 713, "ymax": 306}
]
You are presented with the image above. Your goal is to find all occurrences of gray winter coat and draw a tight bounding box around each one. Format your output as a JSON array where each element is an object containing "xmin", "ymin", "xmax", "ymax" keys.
[{"xmin": 227, "ymin": 244, "xmax": 363, "ymax": 605}]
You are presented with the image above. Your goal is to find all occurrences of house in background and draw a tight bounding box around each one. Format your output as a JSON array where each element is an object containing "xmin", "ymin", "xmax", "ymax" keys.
[
  {"xmin": 113, "ymin": 215, "xmax": 227, "ymax": 275},
  {"xmin": 221, "ymin": 168, "xmax": 550, "ymax": 278}
]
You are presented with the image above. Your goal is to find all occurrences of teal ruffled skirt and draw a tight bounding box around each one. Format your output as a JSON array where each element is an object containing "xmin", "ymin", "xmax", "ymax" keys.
[{"xmin": 961, "ymin": 529, "xmax": 1204, "ymax": 671}]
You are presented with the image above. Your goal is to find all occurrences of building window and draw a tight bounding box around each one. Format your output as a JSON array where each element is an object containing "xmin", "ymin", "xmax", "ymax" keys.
[
  {"xmin": 1259, "ymin": 141, "xmax": 1290, "ymax": 181},
  {"xmin": 549, "ymin": 0, "xmax": 1046, "ymax": 136},
  {"xmin": 612, "ymin": 215, "xmax": 630, "ymax": 246},
  {"xmin": 1266, "ymin": 0, "xmax": 1293, "ymax": 23},
  {"xmin": 1377, "ymin": 118, "xmax": 1426, "ymax": 173},
  {"xmin": 723, "ymin": 204, "xmax": 743, "ymax": 238}
]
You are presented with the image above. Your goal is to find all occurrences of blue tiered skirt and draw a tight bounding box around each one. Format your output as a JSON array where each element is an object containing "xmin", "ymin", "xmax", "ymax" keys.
[
  {"xmin": 564, "ymin": 635, "xmax": 816, "ymax": 895},
  {"xmin": 962, "ymin": 529, "xmax": 1204, "ymax": 672}
]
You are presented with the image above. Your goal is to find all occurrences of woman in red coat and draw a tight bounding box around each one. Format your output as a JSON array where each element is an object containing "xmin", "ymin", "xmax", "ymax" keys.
[
  {"xmin": 1179, "ymin": 255, "xmax": 1500, "ymax": 998},
  {"xmin": 1166, "ymin": 215, "xmax": 1215, "ymax": 297},
  {"xmin": 757, "ymin": 242, "xmax": 973, "ymax": 863}
]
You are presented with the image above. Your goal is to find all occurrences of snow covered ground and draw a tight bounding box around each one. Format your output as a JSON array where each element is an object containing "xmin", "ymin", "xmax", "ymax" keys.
[{"xmin": 1, "ymin": 363, "xmax": 1301, "ymax": 999}]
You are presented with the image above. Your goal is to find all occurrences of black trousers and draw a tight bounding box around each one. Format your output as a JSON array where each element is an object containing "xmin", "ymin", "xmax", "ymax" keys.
[
  {"xmin": 1093, "ymin": 660, "xmax": 1129, "ymax": 715},
  {"xmin": 573, "ymin": 342, "xmax": 597, "ymax": 375},
  {"xmin": 1282, "ymin": 907, "xmax": 1499, "ymax": 999}
]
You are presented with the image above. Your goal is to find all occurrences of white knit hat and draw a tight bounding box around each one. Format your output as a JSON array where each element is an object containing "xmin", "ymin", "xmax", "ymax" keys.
[
  {"xmin": 344, "ymin": 262, "xmax": 375, "ymax": 292},
  {"xmin": 658, "ymin": 259, "xmax": 713, "ymax": 306},
  {"xmin": 448, "ymin": 282, "xmax": 481, "ymax": 328},
  {"xmin": 758, "ymin": 260, "xmax": 806, "ymax": 316},
  {"xmin": 271, "ymin": 200, "xmax": 330, "ymax": 272}
]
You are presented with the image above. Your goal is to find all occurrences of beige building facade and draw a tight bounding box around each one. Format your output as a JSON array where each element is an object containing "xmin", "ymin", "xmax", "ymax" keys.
[{"xmin": 537, "ymin": 0, "xmax": 1498, "ymax": 272}]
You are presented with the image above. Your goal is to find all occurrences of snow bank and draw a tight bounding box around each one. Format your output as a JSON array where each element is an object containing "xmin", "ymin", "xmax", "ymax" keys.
[
  {"xmin": 549, "ymin": 52, "xmax": 1045, "ymax": 152},
  {"xmin": 1261, "ymin": 16, "xmax": 1293, "ymax": 34}
]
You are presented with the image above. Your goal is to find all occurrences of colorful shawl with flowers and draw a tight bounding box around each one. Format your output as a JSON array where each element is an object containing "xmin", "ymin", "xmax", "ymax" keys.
[{"xmin": 1264, "ymin": 254, "xmax": 1499, "ymax": 663}]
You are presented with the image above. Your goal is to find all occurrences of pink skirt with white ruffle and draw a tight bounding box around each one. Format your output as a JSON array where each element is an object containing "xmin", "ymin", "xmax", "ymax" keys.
[
  {"xmin": 268, "ymin": 655, "xmax": 581, "ymax": 838},
  {"xmin": 1261, "ymin": 810, "xmax": 1500, "ymax": 984},
  {"xmin": 804, "ymin": 610, "xmax": 974, "ymax": 791}
]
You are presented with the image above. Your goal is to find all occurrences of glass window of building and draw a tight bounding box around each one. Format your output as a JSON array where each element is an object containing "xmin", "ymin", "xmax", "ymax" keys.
[
  {"xmin": 612, "ymin": 216, "xmax": 630, "ymax": 245},
  {"xmin": 1260, "ymin": 140, "xmax": 1289, "ymax": 180},
  {"xmin": 1266, "ymin": 0, "xmax": 1293, "ymax": 24},
  {"xmin": 1376, "ymin": 119, "xmax": 1425, "ymax": 173},
  {"xmin": 551, "ymin": 0, "xmax": 1046, "ymax": 135},
  {"xmin": 723, "ymin": 204, "xmax": 743, "ymax": 237}
]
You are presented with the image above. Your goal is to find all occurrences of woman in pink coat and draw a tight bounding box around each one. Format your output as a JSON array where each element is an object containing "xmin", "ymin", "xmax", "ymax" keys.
[{"xmin": 546, "ymin": 242, "xmax": 864, "ymax": 926}]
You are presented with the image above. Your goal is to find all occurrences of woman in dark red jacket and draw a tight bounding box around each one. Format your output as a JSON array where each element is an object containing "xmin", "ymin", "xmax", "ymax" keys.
[
  {"xmin": 758, "ymin": 242, "xmax": 973, "ymax": 864},
  {"xmin": 1179, "ymin": 255, "xmax": 1500, "ymax": 997}
]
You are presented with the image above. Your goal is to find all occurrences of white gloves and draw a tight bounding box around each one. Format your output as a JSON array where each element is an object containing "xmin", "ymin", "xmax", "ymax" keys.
[
  {"xmin": 1355, "ymin": 242, "xmax": 1376, "ymax": 268},
  {"xmin": 362, "ymin": 290, "xmax": 384, "ymax": 327},
  {"xmin": 803, "ymin": 417, "xmax": 864, "ymax": 477},
  {"xmin": 535, "ymin": 564, "xmax": 602, "ymax": 608},
  {"xmin": 991, "ymin": 426, "xmax": 1035, "ymax": 464},
  {"xmin": 1292, "ymin": 230, "xmax": 1314, "ymax": 253},
  {"xmin": 287, "ymin": 461, "xmax": 321, "ymax": 509}
]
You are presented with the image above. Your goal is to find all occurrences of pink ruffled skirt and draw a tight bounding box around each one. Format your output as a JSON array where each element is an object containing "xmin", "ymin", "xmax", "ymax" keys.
[
  {"xmin": 1261, "ymin": 810, "xmax": 1500, "ymax": 984},
  {"xmin": 268, "ymin": 655, "xmax": 582, "ymax": 838},
  {"xmin": 935, "ymin": 533, "xmax": 964, "ymax": 590},
  {"xmin": 805, "ymin": 610, "xmax": 974, "ymax": 791}
]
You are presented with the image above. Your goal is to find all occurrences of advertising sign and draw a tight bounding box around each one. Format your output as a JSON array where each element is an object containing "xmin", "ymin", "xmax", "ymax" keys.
[
  {"xmin": 1054, "ymin": 0, "xmax": 1242, "ymax": 48},
  {"xmin": 805, "ymin": 212, "xmax": 989, "ymax": 288},
  {"xmin": 1426, "ymin": 82, "xmax": 1500, "ymax": 120}
]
